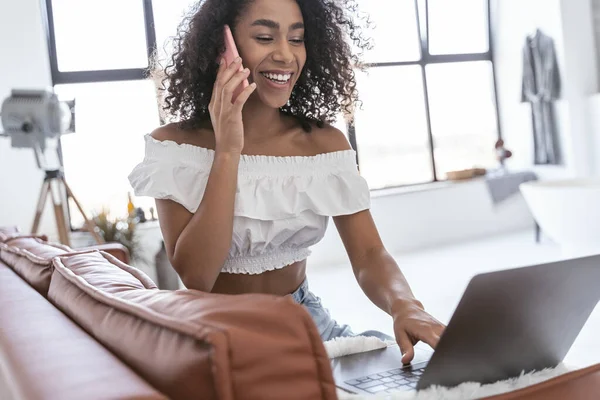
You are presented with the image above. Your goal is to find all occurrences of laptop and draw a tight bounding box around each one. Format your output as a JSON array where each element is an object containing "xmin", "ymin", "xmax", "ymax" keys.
[{"xmin": 332, "ymin": 254, "xmax": 600, "ymax": 395}]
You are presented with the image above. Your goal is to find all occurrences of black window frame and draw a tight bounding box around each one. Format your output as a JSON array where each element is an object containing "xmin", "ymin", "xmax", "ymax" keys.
[
  {"xmin": 41, "ymin": 0, "xmax": 501, "ymax": 194},
  {"xmin": 41, "ymin": 0, "xmax": 158, "ymax": 85},
  {"xmin": 350, "ymin": 0, "xmax": 502, "ymax": 187}
]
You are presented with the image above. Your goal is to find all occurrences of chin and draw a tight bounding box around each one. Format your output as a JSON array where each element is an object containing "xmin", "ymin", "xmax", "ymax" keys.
[
  {"xmin": 252, "ymin": 73, "xmax": 297, "ymax": 109},
  {"xmin": 256, "ymin": 91, "xmax": 291, "ymax": 109}
]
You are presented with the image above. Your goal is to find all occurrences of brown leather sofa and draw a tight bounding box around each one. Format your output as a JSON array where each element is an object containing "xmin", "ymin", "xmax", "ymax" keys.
[
  {"xmin": 0, "ymin": 227, "xmax": 336, "ymax": 400},
  {"xmin": 1, "ymin": 226, "xmax": 599, "ymax": 400}
]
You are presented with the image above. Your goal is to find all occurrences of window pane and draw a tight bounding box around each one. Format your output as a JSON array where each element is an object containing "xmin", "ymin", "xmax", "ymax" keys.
[
  {"xmin": 54, "ymin": 81, "xmax": 160, "ymax": 227},
  {"xmin": 426, "ymin": 61, "xmax": 497, "ymax": 178},
  {"xmin": 152, "ymin": 0, "xmax": 199, "ymax": 66},
  {"xmin": 428, "ymin": 0, "xmax": 489, "ymax": 55},
  {"xmin": 51, "ymin": 0, "xmax": 149, "ymax": 71},
  {"xmin": 358, "ymin": 0, "xmax": 421, "ymax": 63},
  {"xmin": 354, "ymin": 66, "xmax": 433, "ymax": 189}
]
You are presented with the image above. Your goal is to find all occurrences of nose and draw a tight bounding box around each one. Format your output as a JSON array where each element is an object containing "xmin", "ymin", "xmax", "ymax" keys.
[{"xmin": 272, "ymin": 40, "xmax": 294, "ymax": 64}]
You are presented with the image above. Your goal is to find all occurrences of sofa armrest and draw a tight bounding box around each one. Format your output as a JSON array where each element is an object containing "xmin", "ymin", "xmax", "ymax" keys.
[
  {"xmin": 487, "ymin": 363, "xmax": 600, "ymax": 399},
  {"xmin": 80, "ymin": 243, "xmax": 131, "ymax": 264},
  {"xmin": 0, "ymin": 262, "xmax": 166, "ymax": 400},
  {"xmin": 0, "ymin": 226, "xmax": 20, "ymax": 243}
]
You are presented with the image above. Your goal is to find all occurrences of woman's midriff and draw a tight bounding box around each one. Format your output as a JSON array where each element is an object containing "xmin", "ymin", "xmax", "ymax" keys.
[{"xmin": 211, "ymin": 260, "xmax": 307, "ymax": 296}]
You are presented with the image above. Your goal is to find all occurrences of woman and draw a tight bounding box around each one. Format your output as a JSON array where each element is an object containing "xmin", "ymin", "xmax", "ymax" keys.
[{"xmin": 129, "ymin": 0, "xmax": 444, "ymax": 364}]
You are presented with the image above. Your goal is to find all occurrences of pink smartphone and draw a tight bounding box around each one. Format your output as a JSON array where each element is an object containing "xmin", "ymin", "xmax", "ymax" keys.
[{"xmin": 220, "ymin": 25, "xmax": 249, "ymax": 103}]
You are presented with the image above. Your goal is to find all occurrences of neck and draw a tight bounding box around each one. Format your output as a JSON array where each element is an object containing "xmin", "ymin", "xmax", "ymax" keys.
[{"xmin": 242, "ymin": 95, "xmax": 284, "ymax": 142}]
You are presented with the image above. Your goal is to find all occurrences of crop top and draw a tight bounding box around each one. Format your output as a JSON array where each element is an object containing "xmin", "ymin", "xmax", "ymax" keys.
[{"xmin": 128, "ymin": 134, "xmax": 370, "ymax": 274}]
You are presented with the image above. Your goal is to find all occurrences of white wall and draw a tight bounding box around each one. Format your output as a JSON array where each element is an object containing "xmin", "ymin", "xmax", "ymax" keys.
[
  {"xmin": 559, "ymin": 0, "xmax": 599, "ymax": 176},
  {"xmin": 493, "ymin": 0, "xmax": 570, "ymax": 179},
  {"xmin": 586, "ymin": 0, "xmax": 600, "ymax": 175},
  {"xmin": 0, "ymin": 0, "xmax": 56, "ymax": 237},
  {"xmin": 493, "ymin": 0, "xmax": 599, "ymax": 179},
  {"xmin": 310, "ymin": 180, "xmax": 534, "ymax": 267},
  {"xmin": 589, "ymin": 94, "xmax": 600, "ymax": 174}
]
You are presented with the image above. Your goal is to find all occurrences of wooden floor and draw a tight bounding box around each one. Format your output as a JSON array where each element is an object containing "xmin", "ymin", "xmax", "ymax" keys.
[{"xmin": 309, "ymin": 230, "xmax": 600, "ymax": 369}]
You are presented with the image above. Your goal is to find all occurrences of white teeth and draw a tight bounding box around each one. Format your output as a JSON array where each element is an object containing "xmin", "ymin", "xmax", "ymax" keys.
[{"xmin": 262, "ymin": 72, "xmax": 291, "ymax": 83}]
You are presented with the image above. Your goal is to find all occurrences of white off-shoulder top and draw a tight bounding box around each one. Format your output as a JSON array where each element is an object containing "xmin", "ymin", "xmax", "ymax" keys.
[{"xmin": 128, "ymin": 134, "xmax": 371, "ymax": 275}]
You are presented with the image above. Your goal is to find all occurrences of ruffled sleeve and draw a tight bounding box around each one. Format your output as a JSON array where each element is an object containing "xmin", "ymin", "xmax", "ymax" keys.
[
  {"xmin": 128, "ymin": 135, "xmax": 212, "ymax": 213},
  {"xmin": 128, "ymin": 134, "xmax": 371, "ymax": 218}
]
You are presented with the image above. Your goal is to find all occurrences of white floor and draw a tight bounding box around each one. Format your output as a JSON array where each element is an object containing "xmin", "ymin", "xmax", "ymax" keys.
[{"xmin": 308, "ymin": 229, "xmax": 600, "ymax": 369}]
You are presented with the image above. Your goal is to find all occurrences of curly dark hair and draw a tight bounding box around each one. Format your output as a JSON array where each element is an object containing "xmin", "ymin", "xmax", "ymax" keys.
[{"xmin": 153, "ymin": 0, "xmax": 372, "ymax": 132}]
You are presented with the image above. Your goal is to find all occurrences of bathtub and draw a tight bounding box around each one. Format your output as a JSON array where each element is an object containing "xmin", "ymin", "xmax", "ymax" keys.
[{"xmin": 520, "ymin": 179, "xmax": 600, "ymax": 257}]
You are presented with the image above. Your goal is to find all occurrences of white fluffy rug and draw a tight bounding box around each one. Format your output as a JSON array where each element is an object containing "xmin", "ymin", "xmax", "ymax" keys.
[{"xmin": 323, "ymin": 336, "xmax": 571, "ymax": 400}]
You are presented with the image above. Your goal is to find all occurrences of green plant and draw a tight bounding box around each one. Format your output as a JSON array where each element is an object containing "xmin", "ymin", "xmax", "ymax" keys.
[{"xmin": 93, "ymin": 208, "xmax": 146, "ymax": 264}]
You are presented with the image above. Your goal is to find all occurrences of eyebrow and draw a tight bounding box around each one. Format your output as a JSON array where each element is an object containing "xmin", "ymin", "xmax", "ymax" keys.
[{"xmin": 251, "ymin": 19, "xmax": 305, "ymax": 30}]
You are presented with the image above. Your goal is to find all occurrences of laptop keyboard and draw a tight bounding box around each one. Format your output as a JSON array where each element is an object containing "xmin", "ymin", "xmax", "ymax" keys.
[{"xmin": 344, "ymin": 367, "xmax": 425, "ymax": 394}]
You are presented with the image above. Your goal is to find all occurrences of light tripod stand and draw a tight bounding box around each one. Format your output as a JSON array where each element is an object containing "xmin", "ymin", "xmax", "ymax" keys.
[
  {"xmin": 31, "ymin": 169, "xmax": 104, "ymax": 247},
  {"xmin": 1, "ymin": 88, "xmax": 104, "ymax": 246}
]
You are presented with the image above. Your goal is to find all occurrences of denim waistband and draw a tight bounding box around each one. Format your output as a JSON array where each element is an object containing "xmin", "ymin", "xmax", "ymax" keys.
[{"xmin": 290, "ymin": 278, "xmax": 309, "ymax": 304}]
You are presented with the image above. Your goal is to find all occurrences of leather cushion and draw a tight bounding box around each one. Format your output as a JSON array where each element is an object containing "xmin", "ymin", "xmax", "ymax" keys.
[
  {"xmin": 0, "ymin": 226, "xmax": 47, "ymax": 244},
  {"xmin": 48, "ymin": 251, "xmax": 337, "ymax": 400},
  {"xmin": 0, "ymin": 226, "xmax": 20, "ymax": 242},
  {"xmin": 0, "ymin": 236, "xmax": 71, "ymax": 296},
  {"xmin": 78, "ymin": 242, "xmax": 131, "ymax": 264}
]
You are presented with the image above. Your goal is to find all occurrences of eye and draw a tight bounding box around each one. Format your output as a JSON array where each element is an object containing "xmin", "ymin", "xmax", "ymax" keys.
[
  {"xmin": 256, "ymin": 36, "xmax": 273, "ymax": 43},
  {"xmin": 290, "ymin": 38, "xmax": 305, "ymax": 45}
]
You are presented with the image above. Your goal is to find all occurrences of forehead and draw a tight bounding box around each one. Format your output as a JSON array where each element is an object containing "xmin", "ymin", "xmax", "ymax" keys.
[{"xmin": 240, "ymin": 0, "xmax": 304, "ymax": 25}]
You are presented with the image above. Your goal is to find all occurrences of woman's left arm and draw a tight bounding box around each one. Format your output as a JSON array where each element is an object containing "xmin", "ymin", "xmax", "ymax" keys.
[{"xmin": 334, "ymin": 210, "xmax": 446, "ymax": 364}]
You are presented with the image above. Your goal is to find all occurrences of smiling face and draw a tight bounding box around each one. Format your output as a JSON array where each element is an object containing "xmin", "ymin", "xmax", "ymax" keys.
[{"xmin": 233, "ymin": 0, "xmax": 307, "ymax": 109}]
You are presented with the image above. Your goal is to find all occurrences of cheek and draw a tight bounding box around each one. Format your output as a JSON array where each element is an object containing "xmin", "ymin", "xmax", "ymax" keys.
[
  {"xmin": 240, "ymin": 54, "xmax": 259, "ymax": 72},
  {"xmin": 237, "ymin": 43, "xmax": 262, "ymax": 70}
]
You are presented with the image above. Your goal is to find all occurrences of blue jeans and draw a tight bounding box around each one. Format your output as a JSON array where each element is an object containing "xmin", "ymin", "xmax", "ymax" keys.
[{"xmin": 290, "ymin": 279, "xmax": 393, "ymax": 342}]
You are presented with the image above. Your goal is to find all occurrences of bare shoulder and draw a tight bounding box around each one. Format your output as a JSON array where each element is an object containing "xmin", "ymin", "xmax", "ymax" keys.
[
  {"xmin": 309, "ymin": 122, "xmax": 353, "ymax": 154},
  {"xmin": 150, "ymin": 122, "xmax": 180, "ymax": 142},
  {"xmin": 150, "ymin": 121, "xmax": 215, "ymax": 149}
]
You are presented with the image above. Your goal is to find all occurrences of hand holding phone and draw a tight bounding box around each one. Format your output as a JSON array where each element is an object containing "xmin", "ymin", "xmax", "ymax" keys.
[
  {"xmin": 209, "ymin": 25, "xmax": 256, "ymax": 154},
  {"xmin": 219, "ymin": 25, "xmax": 250, "ymax": 103}
]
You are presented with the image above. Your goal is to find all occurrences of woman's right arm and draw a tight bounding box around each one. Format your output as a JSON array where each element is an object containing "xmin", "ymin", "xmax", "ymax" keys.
[{"xmin": 154, "ymin": 57, "xmax": 256, "ymax": 292}]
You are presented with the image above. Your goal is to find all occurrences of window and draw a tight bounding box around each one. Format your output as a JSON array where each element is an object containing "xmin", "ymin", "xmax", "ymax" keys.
[
  {"xmin": 42, "ymin": 0, "xmax": 499, "ymax": 227},
  {"xmin": 426, "ymin": 61, "xmax": 498, "ymax": 177},
  {"xmin": 53, "ymin": 80, "xmax": 160, "ymax": 227},
  {"xmin": 428, "ymin": 0, "xmax": 489, "ymax": 55},
  {"xmin": 51, "ymin": 0, "xmax": 149, "ymax": 72},
  {"xmin": 152, "ymin": 0, "xmax": 199, "ymax": 66},
  {"xmin": 353, "ymin": 0, "xmax": 499, "ymax": 188},
  {"xmin": 358, "ymin": 0, "xmax": 421, "ymax": 63},
  {"xmin": 44, "ymin": 0, "xmax": 160, "ymax": 228},
  {"xmin": 354, "ymin": 66, "xmax": 433, "ymax": 188},
  {"xmin": 45, "ymin": 0, "xmax": 155, "ymax": 85}
]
